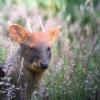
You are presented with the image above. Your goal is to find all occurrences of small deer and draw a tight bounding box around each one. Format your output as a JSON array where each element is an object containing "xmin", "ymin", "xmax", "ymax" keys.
[{"xmin": 1, "ymin": 24, "xmax": 60, "ymax": 100}]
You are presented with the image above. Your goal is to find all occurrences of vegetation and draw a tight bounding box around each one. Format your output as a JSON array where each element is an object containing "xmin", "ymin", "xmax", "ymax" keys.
[{"xmin": 0, "ymin": 0, "xmax": 100, "ymax": 100}]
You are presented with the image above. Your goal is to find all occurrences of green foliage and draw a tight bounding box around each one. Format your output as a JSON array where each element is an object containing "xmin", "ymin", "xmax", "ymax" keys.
[
  {"xmin": 0, "ymin": 0, "xmax": 100, "ymax": 100},
  {"xmin": 37, "ymin": 0, "xmax": 64, "ymax": 15},
  {"xmin": 45, "ymin": 57, "xmax": 68, "ymax": 100},
  {"xmin": 0, "ymin": 47, "xmax": 7, "ymax": 63},
  {"xmin": 0, "ymin": 0, "xmax": 6, "ymax": 7}
]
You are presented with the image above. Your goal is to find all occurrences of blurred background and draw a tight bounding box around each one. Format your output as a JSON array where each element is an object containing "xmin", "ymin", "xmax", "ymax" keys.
[{"xmin": 0, "ymin": 0, "xmax": 100, "ymax": 100}]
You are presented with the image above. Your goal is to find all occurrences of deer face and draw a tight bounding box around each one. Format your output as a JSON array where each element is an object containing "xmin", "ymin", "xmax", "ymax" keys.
[
  {"xmin": 9, "ymin": 24, "xmax": 60, "ymax": 73},
  {"xmin": 21, "ymin": 42, "xmax": 51, "ymax": 70}
]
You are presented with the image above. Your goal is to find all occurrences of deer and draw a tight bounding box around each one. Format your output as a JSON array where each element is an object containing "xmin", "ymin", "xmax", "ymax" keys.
[{"xmin": 0, "ymin": 24, "xmax": 60, "ymax": 100}]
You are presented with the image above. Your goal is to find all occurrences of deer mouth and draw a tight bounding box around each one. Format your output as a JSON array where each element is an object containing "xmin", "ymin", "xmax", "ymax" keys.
[
  {"xmin": 26, "ymin": 62, "xmax": 48, "ymax": 74},
  {"xmin": 32, "ymin": 62, "xmax": 39, "ymax": 67},
  {"xmin": 32, "ymin": 62, "xmax": 48, "ymax": 69}
]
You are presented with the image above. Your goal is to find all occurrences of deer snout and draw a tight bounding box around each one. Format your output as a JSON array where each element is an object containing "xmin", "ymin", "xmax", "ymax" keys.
[{"xmin": 40, "ymin": 63, "xmax": 48, "ymax": 69}]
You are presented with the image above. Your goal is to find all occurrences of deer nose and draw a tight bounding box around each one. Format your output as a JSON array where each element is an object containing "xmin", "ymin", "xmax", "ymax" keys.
[{"xmin": 40, "ymin": 63, "xmax": 48, "ymax": 69}]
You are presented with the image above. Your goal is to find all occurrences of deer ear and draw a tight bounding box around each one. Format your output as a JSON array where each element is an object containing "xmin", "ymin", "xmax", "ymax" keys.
[
  {"xmin": 9, "ymin": 24, "xmax": 30, "ymax": 43},
  {"xmin": 48, "ymin": 26, "xmax": 60, "ymax": 44}
]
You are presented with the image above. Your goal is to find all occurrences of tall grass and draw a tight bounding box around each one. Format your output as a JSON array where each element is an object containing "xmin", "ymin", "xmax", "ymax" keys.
[{"xmin": 0, "ymin": 0, "xmax": 100, "ymax": 100}]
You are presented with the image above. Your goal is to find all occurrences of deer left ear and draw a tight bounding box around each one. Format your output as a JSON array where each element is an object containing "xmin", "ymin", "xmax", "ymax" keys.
[
  {"xmin": 48, "ymin": 26, "xmax": 60, "ymax": 44},
  {"xmin": 9, "ymin": 24, "xmax": 30, "ymax": 43}
]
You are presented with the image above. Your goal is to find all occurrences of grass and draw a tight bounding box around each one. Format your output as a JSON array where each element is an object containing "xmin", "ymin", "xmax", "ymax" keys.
[
  {"xmin": 0, "ymin": 0, "xmax": 100, "ymax": 100},
  {"xmin": 0, "ymin": 47, "xmax": 7, "ymax": 64}
]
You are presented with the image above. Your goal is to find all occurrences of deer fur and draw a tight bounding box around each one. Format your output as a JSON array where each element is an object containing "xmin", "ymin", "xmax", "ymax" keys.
[{"xmin": 0, "ymin": 24, "xmax": 60, "ymax": 100}]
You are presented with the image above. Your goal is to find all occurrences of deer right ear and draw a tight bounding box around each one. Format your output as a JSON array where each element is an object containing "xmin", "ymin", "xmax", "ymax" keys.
[
  {"xmin": 9, "ymin": 24, "xmax": 30, "ymax": 43},
  {"xmin": 48, "ymin": 26, "xmax": 60, "ymax": 44}
]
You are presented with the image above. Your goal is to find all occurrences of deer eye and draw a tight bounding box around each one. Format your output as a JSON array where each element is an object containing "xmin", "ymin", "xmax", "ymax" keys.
[
  {"xmin": 30, "ymin": 47, "xmax": 33, "ymax": 51},
  {"xmin": 47, "ymin": 47, "xmax": 51, "ymax": 52},
  {"xmin": 30, "ymin": 47, "xmax": 37, "ymax": 52}
]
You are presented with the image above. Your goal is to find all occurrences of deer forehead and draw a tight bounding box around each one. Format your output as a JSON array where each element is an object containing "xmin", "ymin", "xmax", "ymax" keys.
[
  {"xmin": 9, "ymin": 24, "xmax": 60, "ymax": 46},
  {"xmin": 27, "ymin": 32, "xmax": 51, "ymax": 47}
]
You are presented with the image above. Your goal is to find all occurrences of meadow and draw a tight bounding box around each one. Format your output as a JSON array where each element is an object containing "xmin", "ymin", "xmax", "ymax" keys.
[{"xmin": 0, "ymin": 0, "xmax": 100, "ymax": 100}]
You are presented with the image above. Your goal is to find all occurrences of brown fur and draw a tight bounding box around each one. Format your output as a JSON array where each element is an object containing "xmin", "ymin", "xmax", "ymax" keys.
[{"xmin": 4, "ymin": 24, "xmax": 60, "ymax": 100}]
